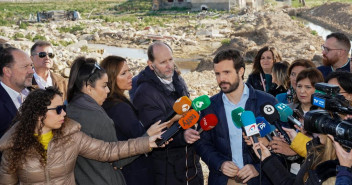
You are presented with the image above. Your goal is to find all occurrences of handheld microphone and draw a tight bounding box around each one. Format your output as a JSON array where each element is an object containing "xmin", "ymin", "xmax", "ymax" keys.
[
  {"xmin": 260, "ymin": 102, "xmax": 291, "ymax": 144},
  {"xmin": 274, "ymin": 103, "xmax": 302, "ymax": 128},
  {"xmin": 192, "ymin": 95, "xmax": 211, "ymax": 112},
  {"xmin": 270, "ymin": 125, "xmax": 279, "ymax": 137},
  {"xmin": 198, "ymin": 114, "xmax": 218, "ymax": 134},
  {"xmin": 256, "ymin": 117, "xmax": 273, "ymax": 141},
  {"xmin": 156, "ymin": 109, "xmax": 199, "ymax": 146},
  {"xmin": 241, "ymin": 111, "xmax": 261, "ymax": 156},
  {"xmin": 161, "ymin": 96, "xmax": 192, "ymax": 123},
  {"xmin": 231, "ymin": 107, "xmax": 245, "ymax": 128}
]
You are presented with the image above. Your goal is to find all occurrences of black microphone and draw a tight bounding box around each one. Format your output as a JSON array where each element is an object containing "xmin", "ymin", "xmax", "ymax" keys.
[{"xmin": 260, "ymin": 102, "xmax": 291, "ymax": 144}]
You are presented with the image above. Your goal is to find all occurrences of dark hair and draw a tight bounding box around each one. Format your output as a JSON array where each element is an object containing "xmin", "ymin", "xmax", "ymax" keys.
[
  {"xmin": 325, "ymin": 71, "xmax": 352, "ymax": 93},
  {"xmin": 287, "ymin": 59, "xmax": 316, "ymax": 87},
  {"xmin": 67, "ymin": 57, "xmax": 106, "ymax": 103},
  {"xmin": 326, "ymin": 32, "xmax": 351, "ymax": 52},
  {"xmin": 0, "ymin": 44, "xmax": 19, "ymax": 77},
  {"xmin": 100, "ymin": 55, "xmax": 131, "ymax": 104},
  {"xmin": 8, "ymin": 87, "xmax": 64, "ymax": 172},
  {"xmin": 147, "ymin": 41, "xmax": 173, "ymax": 62},
  {"xmin": 213, "ymin": 49, "xmax": 245, "ymax": 79},
  {"xmin": 252, "ymin": 46, "xmax": 282, "ymax": 75},
  {"xmin": 294, "ymin": 68, "xmax": 324, "ymax": 103},
  {"xmin": 30, "ymin": 40, "xmax": 52, "ymax": 56}
]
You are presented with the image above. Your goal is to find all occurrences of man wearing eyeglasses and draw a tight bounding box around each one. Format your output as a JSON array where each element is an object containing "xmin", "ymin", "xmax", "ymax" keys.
[
  {"xmin": 0, "ymin": 44, "xmax": 34, "ymax": 139},
  {"xmin": 30, "ymin": 41, "xmax": 68, "ymax": 100},
  {"xmin": 318, "ymin": 32, "xmax": 351, "ymax": 79}
]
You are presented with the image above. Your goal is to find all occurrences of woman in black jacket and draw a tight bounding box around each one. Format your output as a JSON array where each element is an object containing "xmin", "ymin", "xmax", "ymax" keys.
[
  {"xmin": 253, "ymin": 133, "xmax": 339, "ymax": 185},
  {"xmin": 247, "ymin": 46, "xmax": 282, "ymax": 92},
  {"xmin": 100, "ymin": 56, "xmax": 169, "ymax": 185}
]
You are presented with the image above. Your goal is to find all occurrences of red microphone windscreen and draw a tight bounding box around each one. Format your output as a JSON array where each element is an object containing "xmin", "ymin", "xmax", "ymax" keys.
[
  {"xmin": 178, "ymin": 109, "xmax": 199, "ymax": 129},
  {"xmin": 200, "ymin": 114, "xmax": 218, "ymax": 131},
  {"xmin": 173, "ymin": 96, "xmax": 192, "ymax": 115}
]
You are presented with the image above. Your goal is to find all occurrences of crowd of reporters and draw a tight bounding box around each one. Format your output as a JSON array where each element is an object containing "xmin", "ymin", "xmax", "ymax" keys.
[{"xmin": 0, "ymin": 31, "xmax": 351, "ymax": 185}]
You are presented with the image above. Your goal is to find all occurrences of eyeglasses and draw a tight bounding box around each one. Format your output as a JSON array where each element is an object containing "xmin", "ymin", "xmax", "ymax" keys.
[
  {"xmin": 47, "ymin": 105, "xmax": 66, "ymax": 115},
  {"xmin": 86, "ymin": 62, "xmax": 102, "ymax": 86},
  {"xmin": 33, "ymin": 52, "xmax": 55, "ymax": 58},
  {"xmin": 321, "ymin": 45, "xmax": 345, "ymax": 53}
]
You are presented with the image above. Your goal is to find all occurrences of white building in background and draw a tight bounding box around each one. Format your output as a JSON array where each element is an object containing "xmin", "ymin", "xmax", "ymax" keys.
[{"xmin": 152, "ymin": 0, "xmax": 264, "ymax": 11}]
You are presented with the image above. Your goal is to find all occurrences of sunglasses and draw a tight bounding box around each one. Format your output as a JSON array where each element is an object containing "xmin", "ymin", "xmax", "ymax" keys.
[
  {"xmin": 86, "ymin": 62, "xmax": 102, "ymax": 86},
  {"xmin": 47, "ymin": 105, "xmax": 66, "ymax": 115},
  {"xmin": 33, "ymin": 52, "xmax": 55, "ymax": 59}
]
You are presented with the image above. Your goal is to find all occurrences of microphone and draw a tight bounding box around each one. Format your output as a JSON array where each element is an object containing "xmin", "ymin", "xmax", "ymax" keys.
[
  {"xmin": 241, "ymin": 111, "xmax": 261, "ymax": 156},
  {"xmin": 198, "ymin": 114, "xmax": 218, "ymax": 134},
  {"xmin": 156, "ymin": 109, "xmax": 200, "ymax": 146},
  {"xmin": 191, "ymin": 95, "xmax": 211, "ymax": 112},
  {"xmin": 256, "ymin": 117, "xmax": 273, "ymax": 141},
  {"xmin": 161, "ymin": 96, "xmax": 192, "ymax": 123},
  {"xmin": 260, "ymin": 102, "xmax": 291, "ymax": 144},
  {"xmin": 274, "ymin": 103, "xmax": 302, "ymax": 128},
  {"xmin": 231, "ymin": 107, "xmax": 245, "ymax": 128}
]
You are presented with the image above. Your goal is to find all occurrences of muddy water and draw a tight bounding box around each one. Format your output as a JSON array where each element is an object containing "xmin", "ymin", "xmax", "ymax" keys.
[{"xmin": 88, "ymin": 43, "xmax": 200, "ymax": 73}]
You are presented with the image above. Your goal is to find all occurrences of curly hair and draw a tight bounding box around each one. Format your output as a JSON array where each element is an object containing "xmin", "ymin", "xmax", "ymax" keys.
[{"xmin": 8, "ymin": 87, "xmax": 65, "ymax": 172}]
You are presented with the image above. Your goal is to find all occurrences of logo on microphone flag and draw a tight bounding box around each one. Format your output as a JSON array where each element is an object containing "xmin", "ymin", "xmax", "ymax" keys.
[{"xmin": 244, "ymin": 123, "xmax": 259, "ymax": 136}]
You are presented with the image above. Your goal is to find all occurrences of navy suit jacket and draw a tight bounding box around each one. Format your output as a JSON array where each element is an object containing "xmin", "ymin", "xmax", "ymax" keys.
[
  {"xmin": 195, "ymin": 84, "xmax": 278, "ymax": 185},
  {"xmin": 0, "ymin": 84, "xmax": 17, "ymax": 138}
]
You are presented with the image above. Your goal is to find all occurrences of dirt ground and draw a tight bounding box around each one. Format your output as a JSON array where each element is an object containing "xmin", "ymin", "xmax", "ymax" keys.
[{"xmin": 299, "ymin": 2, "xmax": 352, "ymax": 38}]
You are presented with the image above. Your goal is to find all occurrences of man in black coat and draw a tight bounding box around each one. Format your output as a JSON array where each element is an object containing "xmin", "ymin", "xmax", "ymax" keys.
[
  {"xmin": 133, "ymin": 41, "xmax": 203, "ymax": 185},
  {"xmin": 0, "ymin": 45, "xmax": 34, "ymax": 138}
]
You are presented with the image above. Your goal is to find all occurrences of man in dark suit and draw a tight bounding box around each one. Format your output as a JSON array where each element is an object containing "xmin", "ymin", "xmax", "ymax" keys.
[{"xmin": 0, "ymin": 45, "xmax": 34, "ymax": 138}]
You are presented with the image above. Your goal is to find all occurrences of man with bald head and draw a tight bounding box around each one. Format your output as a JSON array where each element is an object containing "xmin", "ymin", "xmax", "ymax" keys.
[
  {"xmin": 0, "ymin": 45, "xmax": 34, "ymax": 138},
  {"xmin": 318, "ymin": 32, "xmax": 351, "ymax": 79},
  {"xmin": 133, "ymin": 41, "xmax": 203, "ymax": 185}
]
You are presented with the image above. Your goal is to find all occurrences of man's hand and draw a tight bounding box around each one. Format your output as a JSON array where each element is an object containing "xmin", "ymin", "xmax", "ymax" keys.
[
  {"xmin": 269, "ymin": 136, "xmax": 297, "ymax": 156},
  {"xmin": 220, "ymin": 161, "xmax": 239, "ymax": 177},
  {"xmin": 184, "ymin": 128, "xmax": 200, "ymax": 144},
  {"xmin": 236, "ymin": 164, "xmax": 259, "ymax": 183}
]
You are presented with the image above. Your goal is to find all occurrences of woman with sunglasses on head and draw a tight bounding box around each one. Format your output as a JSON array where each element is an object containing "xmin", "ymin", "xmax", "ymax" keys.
[
  {"xmin": 0, "ymin": 87, "xmax": 161, "ymax": 184},
  {"xmin": 65, "ymin": 57, "xmax": 161, "ymax": 185},
  {"xmin": 247, "ymin": 46, "xmax": 282, "ymax": 92},
  {"xmin": 100, "ymin": 56, "xmax": 170, "ymax": 185}
]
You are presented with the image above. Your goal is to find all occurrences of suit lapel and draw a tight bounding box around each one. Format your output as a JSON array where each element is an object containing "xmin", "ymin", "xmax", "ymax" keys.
[{"xmin": 0, "ymin": 85, "xmax": 17, "ymax": 117}]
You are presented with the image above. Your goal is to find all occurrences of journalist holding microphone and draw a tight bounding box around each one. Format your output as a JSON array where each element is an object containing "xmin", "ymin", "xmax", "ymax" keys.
[
  {"xmin": 100, "ymin": 55, "xmax": 170, "ymax": 185},
  {"xmin": 65, "ymin": 57, "xmax": 164, "ymax": 185},
  {"xmin": 0, "ymin": 87, "xmax": 162, "ymax": 184}
]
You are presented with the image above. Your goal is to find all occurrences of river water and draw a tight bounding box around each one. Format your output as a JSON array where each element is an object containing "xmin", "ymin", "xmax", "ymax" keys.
[{"xmin": 300, "ymin": 18, "xmax": 352, "ymax": 55}]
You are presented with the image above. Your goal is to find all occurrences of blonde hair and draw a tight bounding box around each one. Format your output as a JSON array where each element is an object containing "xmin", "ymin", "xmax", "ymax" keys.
[
  {"xmin": 272, "ymin": 61, "xmax": 289, "ymax": 89},
  {"xmin": 304, "ymin": 135, "xmax": 337, "ymax": 182}
]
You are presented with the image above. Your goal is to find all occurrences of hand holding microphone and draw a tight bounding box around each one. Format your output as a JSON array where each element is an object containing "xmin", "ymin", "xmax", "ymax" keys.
[
  {"xmin": 260, "ymin": 103, "xmax": 291, "ymax": 144},
  {"xmin": 156, "ymin": 109, "xmax": 200, "ymax": 146},
  {"xmin": 241, "ymin": 111, "xmax": 261, "ymax": 156}
]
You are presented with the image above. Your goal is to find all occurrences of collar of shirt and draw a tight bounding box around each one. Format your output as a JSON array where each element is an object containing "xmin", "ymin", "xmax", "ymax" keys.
[
  {"xmin": 221, "ymin": 83, "xmax": 249, "ymax": 169},
  {"xmin": 0, "ymin": 81, "xmax": 28, "ymax": 109},
  {"xmin": 331, "ymin": 58, "xmax": 351, "ymax": 72},
  {"xmin": 34, "ymin": 71, "xmax": 53, "ymax": 89},
  {"xmin": 222, "ymin": 83, "xmax": 249, "ymax": 108}
]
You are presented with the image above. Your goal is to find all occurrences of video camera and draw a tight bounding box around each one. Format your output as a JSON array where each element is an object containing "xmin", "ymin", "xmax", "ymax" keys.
[
  {"xmin": 304, "ymin": 110, "xmax": 352, "ymax": 147},
  {"xmin": 304, "ymin": 83, "xmax": 352, "ymax": 147},
  {"xmin": 311, "ymin": 83, "xmax": 352, "ymax": 114}
]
